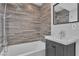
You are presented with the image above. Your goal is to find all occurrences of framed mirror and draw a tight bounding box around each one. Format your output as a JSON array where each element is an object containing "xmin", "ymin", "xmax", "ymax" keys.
[{"xmin": 53, "ymin": 3, "xmax": 79, "ymax": 25}]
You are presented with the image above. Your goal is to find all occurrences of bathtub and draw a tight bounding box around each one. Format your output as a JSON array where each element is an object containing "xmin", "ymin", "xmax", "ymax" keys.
[{"xmin": 6, "ymin": 41, "xmax": 45, "ymax": 56}]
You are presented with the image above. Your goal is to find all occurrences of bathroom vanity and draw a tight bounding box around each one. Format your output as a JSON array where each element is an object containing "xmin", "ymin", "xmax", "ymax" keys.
[
  {"xmin": 45, "ymin": 3, "xmax": 79, "ymax": 56},
  {"xmin": 45, "ymin": 22, "xmax": 79, "ymax": 56},
  {"xmin": 46, "ymin": 40, "xmax": 75, "ymax": 56}
]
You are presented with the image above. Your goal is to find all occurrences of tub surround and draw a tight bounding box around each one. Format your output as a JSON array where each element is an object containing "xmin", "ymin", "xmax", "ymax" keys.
[
  {"xmin": 6, "ymin": 4, "xmax": 41, "ymax": 45},
  {"xmin": 5, "ymin": 3, "xmax": 51, "ymax": 45},
  {"xmin": 40, "ymin": 3, "xmax": 51, "ymax": 35},
  {"xmin": 40, "ymin": 3, "xmax": 51, "ymax": 42}
]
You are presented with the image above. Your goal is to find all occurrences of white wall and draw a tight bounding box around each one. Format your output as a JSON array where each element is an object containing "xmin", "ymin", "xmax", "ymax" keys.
[
  {"xmin": 69, "ymin": 8, "xmax": 79, "ymax": 56},
  {"xmin": 68, "ymin": 7, "xmax": 79, "ymax": 56},
  {"xmin": 69, "ymin": 9, "xmax": 77, "ymax": 22}
]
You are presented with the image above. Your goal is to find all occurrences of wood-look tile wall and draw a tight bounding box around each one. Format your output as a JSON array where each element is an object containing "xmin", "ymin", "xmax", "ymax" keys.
[
  {"xmin": 40, "ymin": 3, "xmax": 51, "ymax": 40},
  {"xmin": 1, "ymin": 3, "xmax": 51, "ymax": 45},
  {"xmin": 6, "ymin": 4, "xmax": 41, "ymax": 45}
]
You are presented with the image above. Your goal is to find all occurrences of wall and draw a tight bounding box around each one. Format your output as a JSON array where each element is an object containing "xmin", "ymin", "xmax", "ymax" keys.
[
  {"xmin": 66, "ymin": 6, "xmax": 79, "ymax": 56},
  {"xmin": 69, "ymin": 8, "xmax": 77, "ymax": 22},
  {"xmin": 40, "ymin": 3, "xmax": 51, "ymax": 40},
  {"xmin": 70, "ymin": 10, "xmax": 79, "ymax": 55},
  {"xmin": 6, "ymin": 4, "xmax": 40, "ymax": 45},
  {"xmin": 0, "ymin": 3, "xmax": 51, "ymax": 46}
]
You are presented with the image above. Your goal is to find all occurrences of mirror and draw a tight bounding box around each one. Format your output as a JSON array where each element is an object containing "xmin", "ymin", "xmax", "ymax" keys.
[{"xmin": 53, "ymin": 3, "xmax": 78, "ymax": 25}]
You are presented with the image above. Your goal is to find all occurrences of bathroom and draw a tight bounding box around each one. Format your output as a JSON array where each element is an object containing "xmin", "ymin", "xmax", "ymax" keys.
[
  {"xmin": 1, "ymin": 3, "xmax": 79, "ymax": 56},
  {"xmin": 0, "ymin": 3, "xmax": 51, "ymax": 56}
]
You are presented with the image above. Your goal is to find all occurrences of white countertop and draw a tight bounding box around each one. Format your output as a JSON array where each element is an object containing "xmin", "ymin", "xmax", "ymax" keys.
[
  {"xmin": 45, "ymin": 35, "xmax": 79, "ymax": 45},
  {"xmin": 45, "ymin": 22, "xmax": 79, "ymax": 45}
]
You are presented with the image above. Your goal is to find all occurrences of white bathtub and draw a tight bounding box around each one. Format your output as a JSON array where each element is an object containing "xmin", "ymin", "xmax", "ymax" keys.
[{"xmin": 6, "ymin": 41, "xmax": 45, "ymax": 56}]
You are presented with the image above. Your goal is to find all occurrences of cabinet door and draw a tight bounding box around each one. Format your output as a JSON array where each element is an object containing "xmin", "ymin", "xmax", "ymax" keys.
[
  {"xmin": 46, "ymin": 40, "xmax": 56, "ymax": 56},
  {"xmin": 56, "ymin": 45, "xmax": 64, "ymax": 56},
  {"xmin": 46, "ymin": 45, "xmax": 56, "ymax": 56},
  {"xmin": 46, "ymin": 40, "xmax": 75, "ymax": 56},
  {"xmin": 46, "ymin": 40, "xmax": 64, "ymax": 56},
  {"xmin": 68, "ymin": 43, "xmax": 75, "ymax": 56},
  {"xmin": 64, "ymin": 43, "xmax": 75, "ymax": 56}
]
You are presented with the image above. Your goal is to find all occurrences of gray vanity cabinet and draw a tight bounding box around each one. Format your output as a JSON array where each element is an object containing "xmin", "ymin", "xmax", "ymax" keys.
[
  {"xmin": 55, "ymin": 45, "xmax": 64, "ymax": 56},
  {"xmin": 46, "ymin": 40, "xmax": 75, "ymax": 56},
  {"xmin": 63, "ymin": 43, "xmax": 75, "ymax": 56},
  {"xmin": 46, "ymin": 40, "xmax": 56, "ymax": 56}
]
